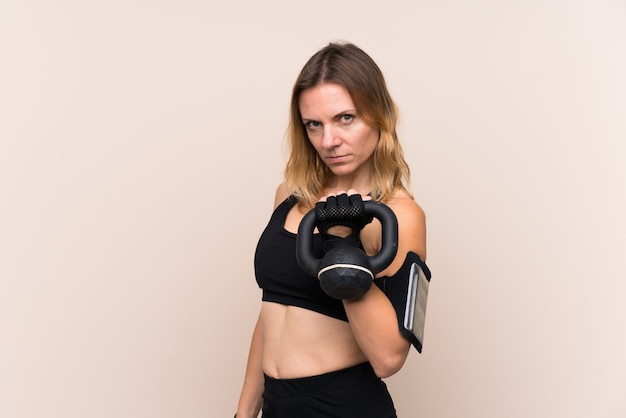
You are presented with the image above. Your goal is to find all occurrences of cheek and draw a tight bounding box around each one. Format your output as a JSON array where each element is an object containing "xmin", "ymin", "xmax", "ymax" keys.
[
  {"xmin": 306, "ymin": 134, "xmax": 319, "ymax": 148},
  {"xmin": 361, "ymin": 127, "xmax": 380, "ymax": 150},
  {"xmin": 307, "ymin": 136, "xmax": 324, "ymax": 155}
]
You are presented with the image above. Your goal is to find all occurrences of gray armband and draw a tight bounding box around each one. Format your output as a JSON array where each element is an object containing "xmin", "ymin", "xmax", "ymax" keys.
[{"xmin": 373, "ymin": 252, "xmax": 432, "ymax": 352}]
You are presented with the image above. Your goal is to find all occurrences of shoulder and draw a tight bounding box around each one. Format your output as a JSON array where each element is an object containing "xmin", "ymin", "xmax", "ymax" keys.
[
  {"xmin": 273, "ymin": 182, "xmax": 291, "ymax": 209},
  {"xmin": 385, "ymin": 190, "xmax": 427, "ymax": 261},
  {"xmin": 384, "ymin": 190, "xmax": 425, "ymax": 228},
  {"xmin": 361, "ymin": 189, "xmax": 426, "ymax": 276}
]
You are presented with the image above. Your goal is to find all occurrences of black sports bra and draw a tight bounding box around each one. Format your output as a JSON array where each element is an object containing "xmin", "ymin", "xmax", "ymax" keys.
[{"xmin": 254, "ymin": 196, "xmax": 348, "ymax": 321}]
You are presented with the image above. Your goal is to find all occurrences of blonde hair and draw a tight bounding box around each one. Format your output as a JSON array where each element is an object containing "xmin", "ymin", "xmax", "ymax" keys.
[{"xmin": 284, "ymin": 42, "xmax": 412, "ymax": 208}]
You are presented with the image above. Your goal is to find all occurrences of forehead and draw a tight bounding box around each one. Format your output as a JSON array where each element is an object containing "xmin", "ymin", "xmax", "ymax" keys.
[{"xmin": 298, "ymin": 83, "xmax": 355, "ymax": 118}]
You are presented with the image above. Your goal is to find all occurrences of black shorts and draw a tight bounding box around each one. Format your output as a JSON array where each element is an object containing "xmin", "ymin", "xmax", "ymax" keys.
[{"xmin": 261, "ymin": 362, "xmax": 397, "ymax": 418}]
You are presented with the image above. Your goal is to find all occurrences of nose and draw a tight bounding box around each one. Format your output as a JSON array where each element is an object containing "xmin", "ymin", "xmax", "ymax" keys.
[{"xmin": 321, "ymin": 124, "xmax": 341, "ymax": 149}]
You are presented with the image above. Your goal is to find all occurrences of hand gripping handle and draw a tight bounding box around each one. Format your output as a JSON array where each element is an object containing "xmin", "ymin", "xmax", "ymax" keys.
[{"xmin": 296, "ymin": 200, "xmax": 399, "ymax": 277}]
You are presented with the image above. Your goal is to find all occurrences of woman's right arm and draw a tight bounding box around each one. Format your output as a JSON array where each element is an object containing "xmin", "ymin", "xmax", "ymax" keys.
[
  {"xmin": 235, "ymin": 312, "xmax": 264, "ymax": 418},
  {"xmin": 236, "ymin": 184, "xmax": 287, "ymax": 417}
]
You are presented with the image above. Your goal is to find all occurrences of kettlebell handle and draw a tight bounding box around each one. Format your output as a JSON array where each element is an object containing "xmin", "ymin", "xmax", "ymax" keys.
[{"xmin": 296, "ymin": 201, "xmax": 399, "ymax": 277}]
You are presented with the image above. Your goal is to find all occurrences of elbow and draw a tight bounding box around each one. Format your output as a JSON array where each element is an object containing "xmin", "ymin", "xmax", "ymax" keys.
[{"xmin": 370, "ymin": 351, "xmax": 407, "ymax": 378}]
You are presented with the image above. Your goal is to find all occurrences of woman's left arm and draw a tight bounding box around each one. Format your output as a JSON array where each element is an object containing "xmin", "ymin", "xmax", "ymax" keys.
[{"xmin": 343, "ymin": 195, "xmax": 426, "ymax": 378}]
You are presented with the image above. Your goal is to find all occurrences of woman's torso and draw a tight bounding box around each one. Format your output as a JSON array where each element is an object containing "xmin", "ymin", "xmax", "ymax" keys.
[{"xmin": 258, "ymin": 198, "xmax": 368, "ymax": 379}]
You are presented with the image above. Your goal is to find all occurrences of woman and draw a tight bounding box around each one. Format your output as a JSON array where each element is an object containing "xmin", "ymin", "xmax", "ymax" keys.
[{"xmin": 235, "ymin": 42, "xmax": 427, "ymax": 418}]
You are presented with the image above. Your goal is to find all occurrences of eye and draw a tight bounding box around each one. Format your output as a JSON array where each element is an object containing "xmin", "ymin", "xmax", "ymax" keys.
[
  {"xmin": 339, "ymin": 114, "xmax": 355, "ymax": 124},
  {"xmin": 304, "ymin": 120, "xmax": 322, "ymax": 130}
]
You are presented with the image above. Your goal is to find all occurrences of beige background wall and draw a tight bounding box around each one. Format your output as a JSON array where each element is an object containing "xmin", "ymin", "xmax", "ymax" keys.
[{"xmin": 1, "ymin": 1, "xmax": 625, "ymax": 417}]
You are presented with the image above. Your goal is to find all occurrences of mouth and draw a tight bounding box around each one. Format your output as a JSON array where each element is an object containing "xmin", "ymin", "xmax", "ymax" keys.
[{"xmin": 326, "ymin": 155, "xmax": 348, "ymax": 164}]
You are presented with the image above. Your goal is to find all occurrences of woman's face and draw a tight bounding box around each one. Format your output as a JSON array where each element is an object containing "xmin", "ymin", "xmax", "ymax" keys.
[{"xmin": 299, "ymin": 83, "xmax": 379, "ymax": 181}]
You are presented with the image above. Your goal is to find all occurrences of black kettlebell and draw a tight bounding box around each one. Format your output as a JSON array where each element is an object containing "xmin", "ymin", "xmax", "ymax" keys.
[{"xmin": 296, "ymin": 201, "xmax": 398, "ymax": 300}]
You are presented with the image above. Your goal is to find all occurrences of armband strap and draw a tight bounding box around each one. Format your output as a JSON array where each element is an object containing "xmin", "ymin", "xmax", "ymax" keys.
[{"xmin": 373, "ymin": 251, "xmax": 432, "ymax": 353}]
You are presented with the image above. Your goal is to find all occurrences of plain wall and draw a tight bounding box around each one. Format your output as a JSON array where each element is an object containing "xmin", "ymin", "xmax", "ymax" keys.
[{"xmin": 1, "ymin": 1, "xmax": 625, "ymax": 417}]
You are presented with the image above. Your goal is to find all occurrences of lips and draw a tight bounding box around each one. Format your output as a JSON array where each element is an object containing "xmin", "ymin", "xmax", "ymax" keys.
[{"xmin": 327, "ymin": 155, "xmax": 348, "ymax": 164}]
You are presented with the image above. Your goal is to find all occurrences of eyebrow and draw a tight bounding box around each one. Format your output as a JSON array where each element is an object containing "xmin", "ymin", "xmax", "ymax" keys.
[{"xmin": 301, "ymin": 109, "xmax": 357, "ymax": 122}]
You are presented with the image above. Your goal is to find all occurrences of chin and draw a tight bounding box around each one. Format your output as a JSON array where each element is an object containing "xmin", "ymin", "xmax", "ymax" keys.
[{"xmin": 328, "ymin": 167, "xmax": 355, "ymax": 177}]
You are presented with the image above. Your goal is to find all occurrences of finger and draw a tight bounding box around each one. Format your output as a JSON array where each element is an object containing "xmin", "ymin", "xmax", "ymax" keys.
[
  {"xmin": 319, "ymin": 190, "xmax": 338, "ymax": 203},
  {"xmin": 336, "ymin": 193, "xmax": 350, "ymax": 208},
  {"xmin": 348, "ymin": 193, "xmax": 363, "ymax": 205},
  {"xmin": 326, "ymin": 195, "xmax": 338, "ymax": 207}
]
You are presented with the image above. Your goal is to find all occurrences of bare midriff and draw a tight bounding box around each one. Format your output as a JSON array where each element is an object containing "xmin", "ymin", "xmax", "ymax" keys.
[{"xmin": 261, "ymin": 301, "xmax": 367, "ymax": 379}]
